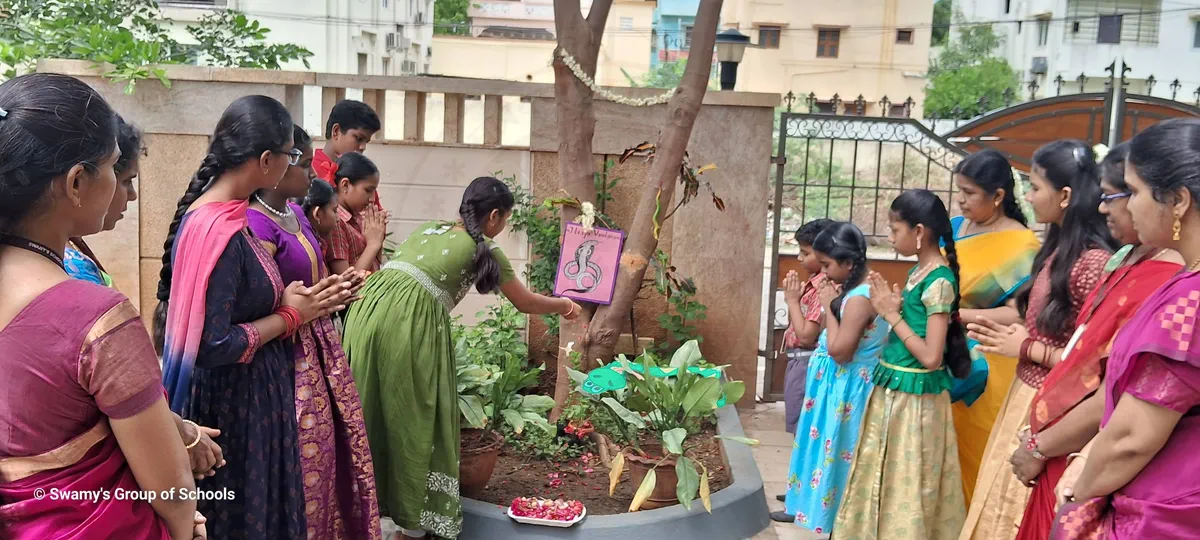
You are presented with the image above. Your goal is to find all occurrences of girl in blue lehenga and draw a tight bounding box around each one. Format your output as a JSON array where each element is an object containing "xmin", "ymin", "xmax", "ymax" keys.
[{"xmin": 778, "ymin": 222, "xmax": 888, "ymax": 535}]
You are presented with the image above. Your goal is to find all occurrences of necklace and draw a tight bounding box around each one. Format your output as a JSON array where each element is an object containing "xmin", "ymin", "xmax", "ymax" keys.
[
  {"xmin": 0, "ymin": 235, "xmax": 64, "ymax": 268},
  {"xmin": 254, "ymin": 194, "xmax": 293, "ymax": 218},
  {"xmin": 1189, "ymin": 255, "xmax": 1200, "ymax": 272},
  {"xmin": 906, "ymin": 259, "xmax": 940, "ymax": 288}
]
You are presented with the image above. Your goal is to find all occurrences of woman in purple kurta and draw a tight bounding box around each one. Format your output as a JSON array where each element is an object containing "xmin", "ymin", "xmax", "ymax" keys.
[{"xmin": 247, "ymin": 125, "xmax": 381, "ymax": 540}]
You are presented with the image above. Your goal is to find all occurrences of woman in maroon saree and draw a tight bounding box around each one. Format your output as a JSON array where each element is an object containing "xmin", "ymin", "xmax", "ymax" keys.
[
  {"xmin": 1053, "ymin": 118, "xmax": 1200, "ymax": 539},
  {"xmin": 0, "ymin": 74, "xmax": 199, "ymax": 539}
]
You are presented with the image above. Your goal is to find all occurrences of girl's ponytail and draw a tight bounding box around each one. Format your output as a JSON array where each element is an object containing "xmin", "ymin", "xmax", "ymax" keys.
[{"xmin": 459, "ymin": 177, "xmax": 515, "ymax": 294}]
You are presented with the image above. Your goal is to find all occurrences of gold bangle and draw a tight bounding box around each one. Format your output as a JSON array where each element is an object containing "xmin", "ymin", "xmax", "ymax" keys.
[
  {"xmin": 902, "ymin": 334, "xmax": 919, "ymax": 344},
  {"xmin": 183, "ymin": 420, "xmax": 203, "ymax": 449},
  {"xmin": 1066, "ymin": 452, "xmax": 1086, "ymax": 465}
]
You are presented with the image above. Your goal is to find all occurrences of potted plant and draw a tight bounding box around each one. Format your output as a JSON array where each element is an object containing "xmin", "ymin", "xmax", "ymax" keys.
[
  {"xmin": 456, "ymin": 347, "xmax": 556, "ymax": 498},
  {"xmin": 567, "ymin": 340, "xmax": 755, "ymax": 512}
]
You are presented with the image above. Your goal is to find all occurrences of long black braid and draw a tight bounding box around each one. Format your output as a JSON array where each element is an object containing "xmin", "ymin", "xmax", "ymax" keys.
[
  {"xmin": 890, "ymin": 190, "xmax": 972, "ymax": 377},
  {"xmin": 151, "ymin": 95, "xmax": 294, "ymax": 353},
  {"xmin": 460, "ymin": 177, "xmax": 515, "ymax": 294}
]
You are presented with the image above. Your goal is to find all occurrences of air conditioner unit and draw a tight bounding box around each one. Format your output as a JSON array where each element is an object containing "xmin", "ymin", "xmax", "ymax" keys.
[
  {"xmin": 400, "ymin": 37, "xmax": 412, "ymax": 50},
  {"xmin": 1030, "ymin": 56, "xmax": 1048, "ymax": 75},
  {"xmin": 386, "ymin": 33, "xmax": 399, "ymax": 50}
]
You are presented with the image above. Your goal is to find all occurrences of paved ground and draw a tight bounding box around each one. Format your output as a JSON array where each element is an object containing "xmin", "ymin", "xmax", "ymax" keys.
[{"xmin": 743, "ymin": 402, "xmax": 828, "ymax": 540}]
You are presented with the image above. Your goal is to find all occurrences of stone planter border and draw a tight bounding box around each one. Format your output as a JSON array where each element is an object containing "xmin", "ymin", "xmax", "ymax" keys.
[{"xmin": 460, "ymin": 404, "xmax": 770, "ymax": 540}]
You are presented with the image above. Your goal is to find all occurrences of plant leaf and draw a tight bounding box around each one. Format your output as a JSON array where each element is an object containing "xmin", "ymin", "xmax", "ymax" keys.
[
  {"xmin": 712, "ymin": 194, "xmax": 726, "ymax": 212},
  {"xmin": 715, "ymin": 435, "xmax": 761, "ymax": 446},
  {"xmin": 609, "ymin": 452, "xmax": 625, "ymax": 496},
  {"xmin": 566, "ymin": 366, "xmax": 590, "ymax": 385},
  {"xmin": 602, "ymin": 397, "xmax": 647, "ymax": 429},
  {"xmin": 662, "ymin": 428, "xmax": 688, "ymax": 455},
  {"xmin": 500, "ymin": 408, "xmax": 525, "ymax": 435},
  {"xmin": 629, "ymin": 469, "xmax": 656, "ymax": 512},
  {"xmin": 520, "ymin": 395, "xmax": 556, "ymax": 413},
  {"xmin": 681, "ymin": 377, "xmax": 722, "ymax": 417},
  {"xmin": 675, "ymin": 456, "xmax": 700, "ymax": 510},
  {"xmin": 669, "ymin": 339, "xmax": 703, "ymax": 370},
  {"xmin": 695, "ymin": 163, "xmax": 717, "ymax": 175},
  {"xmin": 698, "ymin": 461, "xmax": 712, "ymax": 513},
  {"xmin": 722, "ymin": 381, "xmax": 746, "ymax": 406},
  {"xmin": 458, "ymin": 395, "xmax": 487, "ymax": 429}
]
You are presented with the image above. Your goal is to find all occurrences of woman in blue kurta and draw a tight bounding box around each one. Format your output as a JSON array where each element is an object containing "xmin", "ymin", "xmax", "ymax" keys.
[{"xmin": 782, "ymin": 222, "xmax": 888, "ymax": 535}]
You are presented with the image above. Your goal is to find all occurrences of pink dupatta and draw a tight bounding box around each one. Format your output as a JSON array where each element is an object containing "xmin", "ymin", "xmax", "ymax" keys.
[{"xmin": 161, "ymin": 200, "xmax": 251, "ymax": 412}]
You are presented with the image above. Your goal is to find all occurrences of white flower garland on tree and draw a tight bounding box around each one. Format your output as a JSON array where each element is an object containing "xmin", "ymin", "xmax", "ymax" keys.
[{"xmin": 557, "ymin": 48, "xmax": 676, "ymax": 107}]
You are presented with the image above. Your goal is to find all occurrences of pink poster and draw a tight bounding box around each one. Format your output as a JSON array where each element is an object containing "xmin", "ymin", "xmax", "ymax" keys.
[{"xmin": 554, "ymin": 223, "xmax": 625, "ymax": 305}]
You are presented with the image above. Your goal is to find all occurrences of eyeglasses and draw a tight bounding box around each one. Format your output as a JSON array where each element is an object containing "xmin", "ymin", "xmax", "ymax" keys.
[
  {"xmin": 1100, "ymin": 192, "xmax": 1131, "ymax": 204},
  {"xmin": 277, "ymin": 148, "xmax": 304, "ymax": 166}
]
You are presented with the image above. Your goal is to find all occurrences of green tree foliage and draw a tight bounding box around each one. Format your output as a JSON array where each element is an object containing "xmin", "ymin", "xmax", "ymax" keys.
[
  {"xmin": 630, "ymin": 59, "xmax": 717, "ymax": 90},
  {"xmin": 0, "ymin": 0, "xmax": 312, "ymax": 93},
  {"xmin": 932, "ymin": 0, "xmax": 952, "ymax": 45},
  {"xmin": 924, "ymin": 21, "xmax": 1019, "ymax": 119},
  {"xmin": 434, "ymin": 0, "xmax": 475, "ymax": 36}
]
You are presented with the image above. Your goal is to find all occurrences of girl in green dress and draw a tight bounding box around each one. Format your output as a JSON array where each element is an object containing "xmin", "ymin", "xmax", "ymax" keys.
[
  {"xmin": 833, "ymin": 189, "xmax": 971, "ymax": 539},
  {"xmin": 342, "ymin": 177, "xmax": 582, "ymax": 540}
]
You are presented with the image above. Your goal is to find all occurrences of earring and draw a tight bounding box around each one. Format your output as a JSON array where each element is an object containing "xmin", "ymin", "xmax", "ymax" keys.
[{"xmin": 1173, "ymin": 216, "xmax": 1182, "ymax": 241}]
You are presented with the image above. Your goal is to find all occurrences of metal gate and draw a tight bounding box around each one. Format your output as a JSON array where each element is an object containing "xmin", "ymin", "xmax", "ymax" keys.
[{"xmin": 761, "ymin": 113, "xmax": 967, "ymax": 401}]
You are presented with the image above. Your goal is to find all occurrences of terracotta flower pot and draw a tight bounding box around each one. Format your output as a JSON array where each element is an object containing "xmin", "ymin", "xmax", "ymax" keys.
[
  {"xmin": 623, "ymin": 446, "xmax": 680, "ymax": 510},
  {"xmin": 459, "ymin": 429, "xmax": 504, "ymax": 499}
]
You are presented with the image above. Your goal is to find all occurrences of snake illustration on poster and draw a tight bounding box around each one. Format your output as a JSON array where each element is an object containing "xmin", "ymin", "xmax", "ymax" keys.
[{"xmin": 553, "ymin": 222, "xmax": 625, "ymax": 305}]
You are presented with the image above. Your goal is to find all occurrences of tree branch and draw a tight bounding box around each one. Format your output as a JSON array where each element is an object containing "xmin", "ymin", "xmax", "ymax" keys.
[
  {"xmin": 587, "ymin": 0, "xmax": 615, "ymax": 42},
  {"xmin": 584, "ymin": 0, "xmax": 725, "ymax": 362}
]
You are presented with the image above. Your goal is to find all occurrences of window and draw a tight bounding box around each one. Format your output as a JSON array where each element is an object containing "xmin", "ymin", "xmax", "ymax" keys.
[
  {"xmin": 382, "ymin": 56, "xmax": 391, "ymax": 75},
  {"xmin": 357, "ymin": 53, "xmax": 369, "ymax": 75},
  {"xmin": 1194, "ymin": 20, "xmax": 1200, "ymax": 48},
  {"xmin": 896, "ymin": 29, "xmax": 914, "ymax": 44},
  {"xmin": 684, "ymin": 25, "xmax": 693, "ymax": 48},
  {"xmin": 888, "ymin": 104, "xmax": 907, "ymax": 117},
  {"xmin": 1037, "ymin": 18, "xmax": 1050, "ymax": 46},
  {"xmin": 1072, "ymin": 21, "xmax": 1080, "ymax": 33},
  {"xmin": 814, "ymin": 101, "xmax": 837, "ymax": 114},
  {"xmin": 1004, "ymin": 0, "xmax": 1011, "ymax": 14},
  {"xmin": 620, "ymin": 17, "xmax": 633, "ymax": 31},
  {"xmin": 817, "ymin": 28, "xmax": 840, "ymax": 58},
  {"xmin": 760, "ymin": 25, "xmax": 782, "ymax": 48},
  {"xmin": 1098, "ymin": 14, "xmax": 1122, "ymax": 44}
]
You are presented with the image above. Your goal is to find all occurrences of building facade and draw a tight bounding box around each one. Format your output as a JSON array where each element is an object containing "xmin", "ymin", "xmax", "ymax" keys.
[
  {"xmin": 720, "ymin": 0, "xmax": 932, "ymax": 116},
  {"xmin": 957, "ymin": 0, "xmax": 1200, "ymax": 98},
  {"xmin": 436, "ymin": 0, "xmax": 654, "ymax": 87},
  {"xmin": 159, "ymin": 0, "xmax": 434, "ymax": 76},
  {"xmin": 652, "ymin": 0, "xmax": 701, "ymax": 65}
]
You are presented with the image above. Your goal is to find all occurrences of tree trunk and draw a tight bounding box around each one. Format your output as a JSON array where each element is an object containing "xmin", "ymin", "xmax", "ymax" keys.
[
  {"xmin": 583, "ymin": 0, "xmax": 724, "ymax": 363},
  {"xmin": 549, "ymin": 0, "xmax": 612, "ymax": 423}
]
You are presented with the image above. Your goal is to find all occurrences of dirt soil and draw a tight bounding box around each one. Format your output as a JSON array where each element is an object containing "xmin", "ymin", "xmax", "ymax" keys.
[{"xmin": 473, "ymin": 422, "xmax": 733, "ymax": 515}]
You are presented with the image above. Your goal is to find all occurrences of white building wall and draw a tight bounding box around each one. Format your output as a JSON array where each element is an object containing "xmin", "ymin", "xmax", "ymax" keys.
[
  {"xmin": 958, "ymin": 0, "xmax": 1200, "ymax": 97},
  {"xmin": 160, "ymin": 0, "xmax": 435, "ymax": 76}
]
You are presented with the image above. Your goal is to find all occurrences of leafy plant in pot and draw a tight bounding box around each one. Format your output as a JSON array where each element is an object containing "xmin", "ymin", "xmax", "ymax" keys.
[
  {"xmin": 456, "ymin": 347, "xmax": 555, "ymax": 498},
  {"xmin": 567, "ymin": 340, "xmax": 755, "ymax": 512}
]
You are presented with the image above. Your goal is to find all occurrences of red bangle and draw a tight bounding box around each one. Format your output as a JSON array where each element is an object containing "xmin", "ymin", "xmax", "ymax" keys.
[
  {"xmin": 1019, "ymin": 338, "xmax": 1035, "ymax": 363},
  {"xmin": 275, "ymin": 306, "xmax": 302, "ymax": 337},
  {"xmin": 1026, "ymin": 432, "xmax": 1047, "ymax": 461}
]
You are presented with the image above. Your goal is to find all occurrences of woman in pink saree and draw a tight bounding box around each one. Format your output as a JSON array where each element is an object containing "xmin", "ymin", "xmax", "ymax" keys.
[
  {"xmin": 0, "ymin": 74, "xmax": 199, "ymax": 539},
  {"xmin": 1053, "ymin": 118, "xmax": 1200, "ymax": 538}
]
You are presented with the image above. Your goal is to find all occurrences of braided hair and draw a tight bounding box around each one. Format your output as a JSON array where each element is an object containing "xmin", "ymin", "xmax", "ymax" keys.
[
  {"xmin": 889, "ymin": 190, "xmax": 971, "ymax": 378},
  {"xmin": 0, "ymin": 74, "xmax": 118, "ymax": 239},
  {"xmin": 152, "ymin": 95, "xmax": 293, "ymax": 352},
  {"xmin": 954, "ymin": 149, "xmax": 1029, "ymax": 227},
  {"xmin": 460, "ymin": 177, "xmax": 515, "ymax": 294},
  {"xmin": 811, "ymin": 222, "xmax": 868, "ymax": 321}
]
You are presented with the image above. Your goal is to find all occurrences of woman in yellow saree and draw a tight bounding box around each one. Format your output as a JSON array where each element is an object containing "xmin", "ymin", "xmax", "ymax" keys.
[{"xmin": 947, "ymin": 150, "xmax": 1040, "ymax": 504}]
